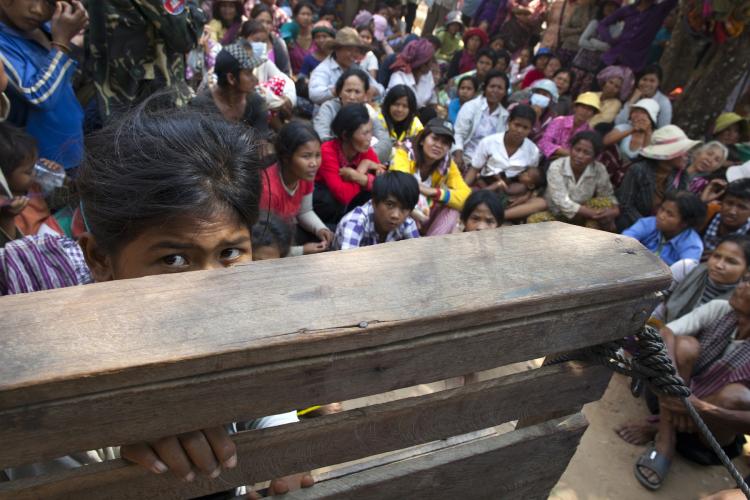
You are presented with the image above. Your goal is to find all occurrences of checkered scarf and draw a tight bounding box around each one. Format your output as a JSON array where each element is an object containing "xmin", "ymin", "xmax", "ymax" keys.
[
  {"xmin": 703, "ymin": 213, "xmax": 750, "ymax": 252},
  {"xmin": 691, "ymin": 310, "xmax": 750, "ymax": 398}
]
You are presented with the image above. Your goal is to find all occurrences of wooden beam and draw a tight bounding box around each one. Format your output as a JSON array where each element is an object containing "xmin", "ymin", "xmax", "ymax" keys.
[
  {"xmin": 0, "ymin": 223, "xmax": 669, "ymax": 410},
  {"xmin": 0, "ymin": 363, "xmax": 608, "ymax": 499},
  {"xmin": 282, "ymin": 413, "xmax": 589, "ymax": 500},
  {"xmin": 0, "ymin": 295, "xmax": 647, "ymax": 469}
]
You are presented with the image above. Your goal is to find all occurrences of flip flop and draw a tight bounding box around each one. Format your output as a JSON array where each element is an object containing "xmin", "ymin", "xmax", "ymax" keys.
[{"xmin": 634, "ymin": 444, "xmax": 672, "ymax": 490}]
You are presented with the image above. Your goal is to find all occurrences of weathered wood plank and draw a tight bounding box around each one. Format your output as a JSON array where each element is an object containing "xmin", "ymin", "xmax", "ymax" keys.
[
  {"xmin": 0, "ymin": 363, "xmax": 608, "ymax": 499},
  {"xmin": 282, "ymin": 413, "xmax": 589, "ymax": 500},
  {"xmin": 0, "ymin": 223, "xmax": 669, "ymax": 410},
  {"xmin": 0, "ymin": 295, "xmax": 645, "ymax": 469}
]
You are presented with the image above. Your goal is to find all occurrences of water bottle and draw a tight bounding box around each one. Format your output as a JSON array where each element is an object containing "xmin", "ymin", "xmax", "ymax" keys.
[{"xmin": 33, "ymin": 163, "xmax": 65, "ymax": 195}]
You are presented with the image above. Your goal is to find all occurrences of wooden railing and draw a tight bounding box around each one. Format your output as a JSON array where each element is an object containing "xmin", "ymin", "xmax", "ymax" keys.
[{"xmin": 0, "ymin": 222, "xmax": 671, "ymax": 499}]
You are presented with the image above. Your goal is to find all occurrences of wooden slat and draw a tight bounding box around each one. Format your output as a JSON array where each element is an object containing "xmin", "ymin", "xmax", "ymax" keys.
[
  {"xmin": 0, "ymin": 362, "xmax": 609, "ymax": 499},
  {"xmin": 282, "ymin": 413, "xmax": 589, "ymax": 500},
  {"xmin": 0, "ymin": 294, "xmax": 647, "ymax": 469},
  {"xmin": 0, "ymin": 223, "xmax": 668, "ymax": 410}
]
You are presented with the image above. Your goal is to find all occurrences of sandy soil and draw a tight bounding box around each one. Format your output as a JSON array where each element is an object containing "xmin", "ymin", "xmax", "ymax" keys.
[{"xmin": 551, "ymin": 374, "xmax": 750, "ymax": 500}]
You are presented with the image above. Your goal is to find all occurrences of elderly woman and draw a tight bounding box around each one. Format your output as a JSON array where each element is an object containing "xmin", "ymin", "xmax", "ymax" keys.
[
  {"xmin": 590, "ymin": 65, "xmax": 634, "ymax": 127},
  {"xmin": 615, "ymin": 125, "xmax": 700, "ymax": 231},
  {"xmin": 391, "ymin": 118, "xmax": 471, "ymax": 235},
  {"xmin": 529, "ymin": 131, "xmax": 619, "ymax": 229},
  {"xmin": 616, "ymin": 64, "xmax": 672, "ymax": 129},
  {"xmin": 538, "ymin": 92, "xmax": 601, "ymax": 160},
  {"xmin": 686, "ymin": 141, "xmax": 730, "ymax": 195},
  {"xmin": 452, "ymin": 70, "xmax": 510, "ymax": 171},
  {"xmin": 314, "ymin": 104, "xmax": 385, "ymax": 226},
  {"xmin": 387, "ymin": 38, "xmax": 436, "ymax": 110}
]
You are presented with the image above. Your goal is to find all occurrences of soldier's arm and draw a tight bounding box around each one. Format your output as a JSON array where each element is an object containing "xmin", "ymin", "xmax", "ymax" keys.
[{"xmin": 133, "ymin": 0, "xmax": 206, "ymax": 54}]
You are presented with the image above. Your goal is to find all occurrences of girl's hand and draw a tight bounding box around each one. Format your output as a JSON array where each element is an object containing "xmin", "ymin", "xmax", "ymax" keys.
[
  {"xmin": 357, "ymin": 159, "xmax": 386, "ymax": 175},
  {"xmin": 51, "ymin": 0, "xmax": 89, "ymax": 47},
  {"xmin": 419, "ymin": 184, "xmax": 438, "ymax": 198},
  {"xmin": 340, "ymin": 167, "xmax": 369, "ymax": 187},
  {"xmin": 303, "ymin": 241, "xmax": 328, "ymax": 254},
  {"xmin": 629, "ymin": 89, "xmax": 642, "ymax": 104},
  {"xmin": 0, "ymin": 195, "xmax": 30, "ymax": 216},
  {"xmin": 39, "ymin": 158, "xmax": 65, "ymax": 173},
  {"xmin": 316, "ymin": 228, "xmax": 334, "ymax": 248},
  {"xmin": 121, "ymin": 426, "xmax": 237, "ymax": 481}
]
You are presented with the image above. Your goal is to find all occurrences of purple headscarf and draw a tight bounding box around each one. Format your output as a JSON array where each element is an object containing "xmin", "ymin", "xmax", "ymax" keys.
[
  {"xmin": 596, "ymin": 65, "xmax": 635, "ymax": 102},
  {"xmin": 390, "ymin": 39, "xmax": 435, "ymax": 74}
]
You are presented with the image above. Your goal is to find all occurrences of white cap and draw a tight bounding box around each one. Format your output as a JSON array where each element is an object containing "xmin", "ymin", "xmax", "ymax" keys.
[{"xmin": 631, "ymin": 98, "xmax": 660, "ymax": 125}]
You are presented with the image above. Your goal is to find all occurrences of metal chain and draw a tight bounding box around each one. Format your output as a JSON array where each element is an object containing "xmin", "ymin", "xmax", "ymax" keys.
[{"xmin": 565, "ymin": 325, "xmax": 750, "ymax": 498}]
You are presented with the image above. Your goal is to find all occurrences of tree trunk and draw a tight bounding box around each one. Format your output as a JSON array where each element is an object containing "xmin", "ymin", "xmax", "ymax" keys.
[
  {"xmin": 672, "ymin": 28, "xmax": 750, "ymax": 138},
  {"xmin": 659, "ymin": 0, "xmax": 708, "ymax": 92}
]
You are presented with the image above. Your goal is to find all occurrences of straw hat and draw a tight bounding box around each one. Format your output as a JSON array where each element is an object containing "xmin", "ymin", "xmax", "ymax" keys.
[
  {"xmin": 641, "ymin": 125, "xmax": 701, "ymax": 161},
  {"xmin": 574, "ymin": 92, "xmax": 601, "ymax": 112},
  {"xmin": 332, "ymin": 27, "xmax": 368, "ymax": 49},
  {"xmin": 630, "ymin": 98, "xmax": 660, "ymax": 125}
]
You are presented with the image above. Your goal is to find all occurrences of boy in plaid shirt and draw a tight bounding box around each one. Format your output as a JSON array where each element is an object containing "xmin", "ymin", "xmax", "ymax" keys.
[{"xmin": 333, "ymin": 171, "xmax": 420, "ymax": 250}]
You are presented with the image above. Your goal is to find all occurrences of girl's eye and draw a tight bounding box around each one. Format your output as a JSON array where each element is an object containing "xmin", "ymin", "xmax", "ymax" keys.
[
  {"xmin": 162, "ymin": 255, "xmax": 188, "ymax": 267},
  {"xmin": 220, "ymin": 248, "xmax": 243, "ymax": 261}
]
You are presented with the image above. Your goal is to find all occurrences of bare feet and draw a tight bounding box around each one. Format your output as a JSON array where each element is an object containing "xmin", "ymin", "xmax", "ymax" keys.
[{"xmin": 615, "ymin": 420, "xmax": 658, "ymax": 445}]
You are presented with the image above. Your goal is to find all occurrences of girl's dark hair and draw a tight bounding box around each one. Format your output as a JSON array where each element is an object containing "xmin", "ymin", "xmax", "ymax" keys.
[
  {"xmin": 717, "ymin": 235, "xmax": 750, "ymax": 265},
  {"xmin": 663, "ymin": 190, "xmax": 707, "ymax": 230},
  {"xmin": 275, "ymin": 121, "xmax": 321, "ymax": 169},
  {"xmin": 476, "ymin": 47, "xmax": 498, "ymax": 65},
  {"xmin": 725, "ymin": 179, "xmax": 750, "ymax": 201},
  {"xmin": 77, "ymin": 100, "xmax": 262, "ymax": 255},
  {"xmin": 335, "ymin": 67, "xmax": 370, "ymax": 95},
  {"xmin": 252, "ymin": 212, "xmax": 292, "ymax": 257},
  {"xmin": 509, "ymin": 103, "xmax": 537, "ymax": 125},
  {"xmin": 383, "ymin": 85, "xmax": 418, "ymax": 139},
  {"xmin": 212, "ymin": 0, "xmax": 243, "ymax": 27},
  {"xmin": 241, "ymin": 19, "xmax": 265, "ymax": 38},
  {"xmin": 250, "ymin": 3, "xmax": 272, "ymax": 20},
  {"xmin": 457, "ymin": 74, "xmax": 480, "ymax": 92},
  {"xmin": 571, "ymin": 130, "xmax": 604, "ymax": 157},
  {"xmin": 596, "ymin": 0, "xmax": 618, "ymax": 19},
  {"xmin": 553, "ymin": 68, "xmax": 576, "ymax": 94},
  {"xmin": 293, "ymin": 1, "xmax": 314, "ymax": 17},
  {"xmin": 461, "ymin": 190, "xmax": 505, "ymax": 225},
  {"xmin": 638, "ymin": 64, "xmax": 663, "ymax": 85},
  {"xmin": 371, "ymin": 171, "xmax": 419, "ymax": 210},
  {"xmin": 483, "ymin": 69, "xmax": 510, "ymax": 106},
  {"xmin": 331, "ymin": 104, "xmax": 371, "ymax": 142},
  {"xmin": 357, "ymin": 25, "xmax": 374, "ymax": 38},
  {"xmin": 0, "ymin": 123, "xmax": 38, "ymax": 179},
  {"xmin": 495, "ymin": 49, "xmax": 511, "ymax": 67},
  {"xmin": 413, "ymin": 126, "xmax": 450, "ymax": 170}
]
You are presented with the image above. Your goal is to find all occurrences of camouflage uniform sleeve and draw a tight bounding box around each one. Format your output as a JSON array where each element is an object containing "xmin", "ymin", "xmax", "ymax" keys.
[{"xmin": 133, "ymin": 0, "xmax": 207, "ymax": 54}]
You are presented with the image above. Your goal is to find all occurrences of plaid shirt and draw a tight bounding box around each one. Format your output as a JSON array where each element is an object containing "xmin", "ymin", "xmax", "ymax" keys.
[
  {"xmin": 702, "ymin": 213, "xmax": 750, "ymax": 252},
  {"xmin": 333, "ymin": 201, "xmax": 420, "ymax": 250}
]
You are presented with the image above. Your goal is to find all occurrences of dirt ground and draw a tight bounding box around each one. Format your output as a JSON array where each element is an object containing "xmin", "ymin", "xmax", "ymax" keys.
[{"xmin": 551, "ymin": 374, "xmax": 750, "ymax": 500}]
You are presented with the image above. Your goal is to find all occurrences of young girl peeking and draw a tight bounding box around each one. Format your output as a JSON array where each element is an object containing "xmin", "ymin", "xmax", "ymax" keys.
[
  {"xmin": 378, "ymin": 85, "xmax": 424, "ymax": 162},
  {"xmin": 448, "ymin": 75, "xmax": 479, "ymax": 124},
  {"xmin": 461, "ymin": 190, "xmax": 506, "ymax": 232},
  {"xmin": 622, "ymin": 190, "xmax": 707, "ymax": 266},
  {"xmin": 465, "ymin": 104, "xmax": 541, "ymax": 194},
  {"xmin": 252, "ymin": 212, "xmax": 293, "ymax": 260},
  {"xmin": 260, "ymin": 121, "xmax": 333, "ymax": 255},
  {"xmin": 0, "ymin": 104, "xmax": 313, "ymax": 496}
]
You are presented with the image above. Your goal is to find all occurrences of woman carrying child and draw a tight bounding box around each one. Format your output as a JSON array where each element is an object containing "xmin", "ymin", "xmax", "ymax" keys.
[
  {"xmin": 391, "ymin": 118, "xmax": 471, "ymax": 235},
  {"xmin": 528, "ymin": 131, "xmax": 620, "ymax": 229},
  {"xmin": 465, "ymin": 104, "xmax": 541, "ymax": 194},
  {"xmin": 260, "ymin": 122, "xmax": 333, "ymax": 255}
]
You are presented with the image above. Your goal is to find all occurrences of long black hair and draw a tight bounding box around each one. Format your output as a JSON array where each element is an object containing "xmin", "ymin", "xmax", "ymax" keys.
[
  {"xmin": 275, "ymin": 121, "xmax": 321, "ymax": 172},
  {"xmin": 77, "ymin": 98, "xmax": 262, "ymax": 255},
  {"xmin": 382, "ymin": 85, "xmax": 418, "ymax": 140},
  {"xmin": 331, "ymin": 104, "xmax": 371, "ymax": 142}
]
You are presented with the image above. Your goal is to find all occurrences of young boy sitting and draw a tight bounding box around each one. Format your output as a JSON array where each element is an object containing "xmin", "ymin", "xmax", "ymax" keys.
[
  {"xmin": 333, "ymin": 171, "xmax": 420, "ymax": 250},
  {"xmin": 702, "ymin": 179, "xmax": 750, "ymax": 256}
]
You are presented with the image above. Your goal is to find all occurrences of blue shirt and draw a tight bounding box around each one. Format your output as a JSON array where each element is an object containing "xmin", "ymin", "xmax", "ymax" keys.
[
  {"xmin": 622, "ymin": 216, "xmax": 704, "ymax": 266},
  {"xmin": 448, "ymin": 97, "xmax": 462, "ymax": 124},
  {"xmin": 0, "ymin": 22, "xmax": 84, "ymax": 170}
]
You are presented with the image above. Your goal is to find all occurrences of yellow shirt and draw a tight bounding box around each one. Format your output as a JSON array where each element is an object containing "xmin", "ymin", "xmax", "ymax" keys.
[
  {"xmin": 390, "ymin": 147, "xmax": 471, "ymax": 211},
  {"xmin": 589, "ymin": 93, "xmax": 623, "ymax": 127},
  {"xmin": 377, "ymin": 114, "xmax": 424, "ymax": 142}
]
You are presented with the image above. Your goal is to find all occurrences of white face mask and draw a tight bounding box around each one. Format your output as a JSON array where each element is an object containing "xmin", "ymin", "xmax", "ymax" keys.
[
  {"xmin": 530, "ymin": 93, "xmax": 551, "ymax": 109},
  {"xmin": 250, "ymin": 41, "xmax": 267, "ymax": 60}
]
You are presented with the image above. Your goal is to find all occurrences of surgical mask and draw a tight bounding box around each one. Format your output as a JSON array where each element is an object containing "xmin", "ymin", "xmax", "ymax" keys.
[
  {"xmin": 250, "ymin": 41, "xmax": 267, "ymax": 60},
  {"xmin": 530, "ymin": 93, "xmax": 551, "ymax": 109}
]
